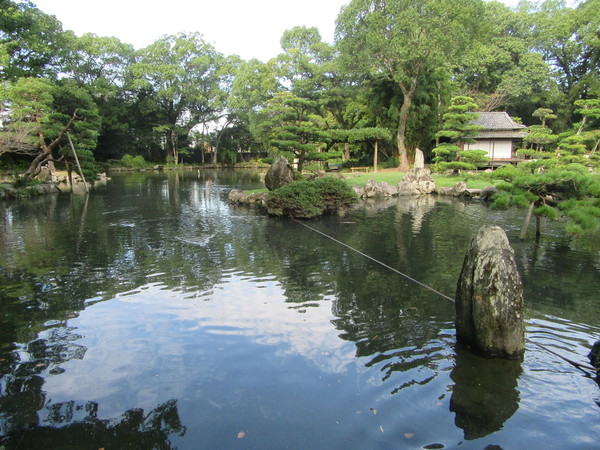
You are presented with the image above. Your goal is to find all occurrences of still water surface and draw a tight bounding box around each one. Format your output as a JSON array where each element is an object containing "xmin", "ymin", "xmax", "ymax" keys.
[{"xmin": 1, "ymin": 171, "xmax": 599, "ymax": 448}]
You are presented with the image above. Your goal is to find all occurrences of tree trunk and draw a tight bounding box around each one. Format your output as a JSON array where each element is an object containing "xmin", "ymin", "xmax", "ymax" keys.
[
  {"xmin": 398, "ymin": 77, "xmax": 418, "ymax": 172},
  {"xmin": 576, "ymin": 116, "xmax": 587, "ymax": 135},
  {"xmin": 22, "ymin": 110, "xmax": 80, "ymax": 181},
  {"xmin": 212, "ymin": 143, "xmax": 218, "ymax": 164},
  {"xmin": 165, "ymin": 128, "xmax": 178, "ymax": 164},
  {"xmin": 22, "ymin": 140, "xmax": 52, "ymax": 180},
  {"xmin": 344, "ymin": 142, "xmax": 350, "ymax": 160}
]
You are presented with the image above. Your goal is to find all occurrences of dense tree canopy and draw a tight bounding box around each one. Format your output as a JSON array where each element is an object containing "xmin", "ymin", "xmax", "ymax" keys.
[
  {"xmin": 0, "ymin": 0, "xmax": 598, "ymax": 179},
  {"xmin": 336, "ymin": 0, "xmax": 484, "ymax": 170}
]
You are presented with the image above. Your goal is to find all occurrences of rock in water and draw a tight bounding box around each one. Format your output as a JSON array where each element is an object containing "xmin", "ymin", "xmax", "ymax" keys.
[
  {"xmin": 264, "ymin": 156, "xmax": 295, "ymax": 191},
  {"xmin": 589, "ymin": 340, "xmax": 600, "ymax": 369},
  {"xmin": 456, "ymin": 225, "xmax": 525, "ymax": 358}
]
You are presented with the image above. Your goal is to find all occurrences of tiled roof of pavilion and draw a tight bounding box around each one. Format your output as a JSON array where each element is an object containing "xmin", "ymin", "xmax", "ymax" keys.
[{"xmin": 471, "ymin": 112, "xmax": 527, "ymax": 139}]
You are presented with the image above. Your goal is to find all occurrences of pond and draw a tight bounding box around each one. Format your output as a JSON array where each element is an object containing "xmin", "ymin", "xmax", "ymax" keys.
[{"xmin": 1, "ymin": 170, "xmax": 599, "ymax": 449}]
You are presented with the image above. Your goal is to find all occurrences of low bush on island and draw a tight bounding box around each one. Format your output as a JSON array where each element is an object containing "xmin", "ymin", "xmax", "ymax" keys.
[{"xmin": 266, "ymin": 177, "xmax": 358, "ymax": 219}]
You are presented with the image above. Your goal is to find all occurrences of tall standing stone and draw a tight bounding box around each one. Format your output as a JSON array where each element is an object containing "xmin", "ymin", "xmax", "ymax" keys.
[
  {"xmin": 264, "ymin": 156, "xmax": 295, "ymax": 191},
  {"xmin": 414, "ymin": 148, "xmax": 425, "ymax": 169},
  {"xmin": 456, "ymin": 225, "xmax": 525, "ymax": 358}
]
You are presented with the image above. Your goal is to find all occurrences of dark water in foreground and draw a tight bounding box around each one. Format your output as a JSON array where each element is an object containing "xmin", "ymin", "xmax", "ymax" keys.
[{"xmin": 1, "ymin": 170, "xmax": 599, "ymax": 449}]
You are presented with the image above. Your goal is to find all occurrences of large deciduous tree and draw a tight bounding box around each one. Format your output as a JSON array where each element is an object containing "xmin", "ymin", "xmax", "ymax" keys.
[
  {"xmin": 62, "ymin": 33, "xmax": 136, "ymax": 161},
  {"xmin": 0, "ymin": 0, "xmax": 68, "ymax": 80},
  {"xmin": 336, "ymin": 0, "xmax": 483, "ymax": 171},
  {"xmin": 534, "ymin": 0, "xmax": 599, "ymax": 102},
  {"xmin": 129, "ymin": 32, "xmax": 226, "ymax": 164},
  {"xmin": 455, "ymin": 1, "xmax": 550, "ymax": 114}
]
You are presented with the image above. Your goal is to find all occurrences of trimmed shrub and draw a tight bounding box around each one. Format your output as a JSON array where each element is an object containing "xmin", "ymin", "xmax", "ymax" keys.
[
  {"xmin": 266, "ymin": 176, "xmax": 358, "ymax": 218},
  {"xmin": 120, "ymin": 154, "xmax": 148, "ymax": 169}
]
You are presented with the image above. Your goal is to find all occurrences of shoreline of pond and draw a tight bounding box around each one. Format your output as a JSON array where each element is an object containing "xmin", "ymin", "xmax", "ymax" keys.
[
  {"xmin": 0, "ymin": 163, "xmax": 270, "ymax": 200},
  {"xmin": 228, "ymin": 179, "xmax": 499, "ymax": 213}
]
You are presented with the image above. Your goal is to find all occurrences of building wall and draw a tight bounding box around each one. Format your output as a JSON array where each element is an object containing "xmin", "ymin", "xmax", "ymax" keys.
[{"xmin": 466, "ymin": 140, "xmax": 513, "ymax": 159}]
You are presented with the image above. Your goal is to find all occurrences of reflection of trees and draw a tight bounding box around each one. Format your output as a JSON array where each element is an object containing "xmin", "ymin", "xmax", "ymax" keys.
[
  {"xmin": 1, "ymin": 399, "xmax": 185, "ymax": 448},
  {"xmin": 265, "ymin": 218, "xmax": 340, "ymax": 303},
  {"xmin": 449, "ymin": 344, "xmax": 521, "ymax": 440},
  {"xmin": 265, "ymin": 203, "xmax": 458, "ymax": 393},
  {"xmin": 0, "ymin": 326, "xmax": 86, "ymax": 437},
  {"xmin": 513, "ymin": 234, "xmax": 600, "ymax": 319},
  {"xmin": 0, "ymin": 171, "xmax": 264, "ymax": 446}
]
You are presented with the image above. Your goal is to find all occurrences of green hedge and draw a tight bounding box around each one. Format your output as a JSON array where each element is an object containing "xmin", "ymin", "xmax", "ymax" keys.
[{"xmin": 266, "ymin": 177, "xmax": 358, "ymax": 218}]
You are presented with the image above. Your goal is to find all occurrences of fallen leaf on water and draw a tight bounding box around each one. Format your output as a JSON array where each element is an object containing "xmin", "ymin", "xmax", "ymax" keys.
[
  {"xmin": 404, "ymin": 433, "xmax": 415, "ymax": 439},
  {"xmin": 379, "ymin": 425, "xmax": 384, "ymax": 433},
  {"xmin": 370, "ymin": 408, "xmax": 377, "ymax": 415},
  {"xmin": 237, "ymin": 431, "xmax": 245, "ymax": 439}
]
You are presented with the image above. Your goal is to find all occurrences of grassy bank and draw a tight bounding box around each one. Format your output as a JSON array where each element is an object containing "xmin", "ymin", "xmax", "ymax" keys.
[
  {"xmin": 344, "ymin": 171, "xmax": 496, "ymax": 189},
  {"xmin": 247, "ymin": 171, "xmax": 496, "ymax": 194}
]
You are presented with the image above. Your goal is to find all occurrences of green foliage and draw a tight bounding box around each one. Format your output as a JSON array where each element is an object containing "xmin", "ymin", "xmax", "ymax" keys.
[
  {"xmin": 460, "ymin": 149, "xmax": 490, "ymax": 167},
  {"xmin": 2, "ymin": 0, "xmax": 599, "ymax": 189},
  {"xmin": 119, "ymin": 154, "xmax": 148, "ymax": 168},
  {"xmin": 265, "ymin": 92, "xmax": 327, "ymax": 171},
  {"xmin": 266, "ymin": 177, "xmax": 358, "ymax": 218},
  {"xmin": 431, "ymin": 97, "xmax": 487, "ymax": 172},
  {"xmin": 492, "ymin": 164, "xmax": 600, "ymax": 234},
  {"xmin": 128, "ymin": 32, "xmax": 227, "ymax": 163},
  {"xmin": 306, "ymin": 151, "xmax": 343, "ymax": 162},
  {"xmin": 532, "ymin": 108, "xmax": 557, "ymax": 127},
  {"xmin": 12, "ymin": 177, "xmax": 42, "ymax": 188},
  {"xmin": 0, "ymin": 0, "xmax": 69, "ymax": 80},
  {"xmin": 434, "ymin": 161, "xmax": 476, "ymax": 173},
  {"xmin": 524, "ymin": 124, "xmax": 558, "ymax": 150},
  {"xmin": 516, "ymin": 148, "xmax": 552, "ymax": 159},
  {"xmin": 491, "ymin": 190, "xmax": 512, "ymax": 209},
  {"xmin": 432, "ymin": 144, "xmax": 460, "ymax": 163},
  {"xmin": 381, "ymin": 156, "xmax": 399, "ymax": 169},
  {"xmin": 563, "ymin": 163, "xmax": 590, "ymax": 175},
  {"xmin": 336, "ymin": 0, "xmax": 484, "ymax": 168},
  {"xmin": 436, "ymin": 96, "xmax": 482, "ymax": 144},
  {"xmin": 491, "ymin": 164, "xmax": 523, "ymax": 182},
  {"xmin": 560, "ymin": 199, "xmax": 600, "ymax": 233},
  {"xmin": 533, "ymin": 204, "xmax": 559, "ymax": 220}
]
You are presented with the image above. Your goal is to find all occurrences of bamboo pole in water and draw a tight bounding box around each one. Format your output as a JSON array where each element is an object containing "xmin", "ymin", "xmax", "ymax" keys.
[
  {"xmin": 520, "ymin": 202, "xmax": 535, "ymax": 240},
  {"xmin": 66, "ymin": 131, "xmax": 88, "ymax": 193}
]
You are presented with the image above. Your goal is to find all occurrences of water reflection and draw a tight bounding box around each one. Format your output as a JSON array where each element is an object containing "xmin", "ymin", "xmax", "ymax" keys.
[
  {"xmin": 449, "ymin": 344, "xmax": 521, "ymax": 440},
  {"xmin": 1, "ymin": 171, "xmax": 599, "ymax": 448},
  {"xmin": 396, "ymin": 195, "xmax": 436, "ymax": 233},
  {"xmin": 2, "ymin": 399, "xmax": 185, "ymax": 448}
]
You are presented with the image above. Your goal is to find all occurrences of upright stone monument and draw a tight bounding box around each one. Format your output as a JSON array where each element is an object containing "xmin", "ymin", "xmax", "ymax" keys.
[
  {"xmin": 414, "ymin": 148, "xmax": 425, "ymax": 170},
  {"xmin": 455, "ymin": 225, "xmax": 525, "ymax": 358}
]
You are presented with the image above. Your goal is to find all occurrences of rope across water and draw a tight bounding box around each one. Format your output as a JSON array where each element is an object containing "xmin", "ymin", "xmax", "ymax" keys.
[
  {"xmin": 290, "ymin": 215, "xmax": 599, "ymax": 374},
  {"xmin": 291, "ymin": 215, "xmax": 456, "ymax": 302}
]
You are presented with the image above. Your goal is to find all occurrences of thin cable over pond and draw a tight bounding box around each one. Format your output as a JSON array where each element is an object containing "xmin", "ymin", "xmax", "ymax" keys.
[
  {"xmin": 290, "ymin": 216, "xmax": 599, "ymax": 374},
  {"xmin": 290, "ymin": 215, "xmax": 456, "ymax": 303}
]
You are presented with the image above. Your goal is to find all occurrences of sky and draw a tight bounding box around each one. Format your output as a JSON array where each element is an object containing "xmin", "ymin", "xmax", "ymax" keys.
[
  {"xmin": 31, "ymin": 0, "xmax": 527, "ymax": 62},
  {"xmin": 32, "ymin": 0, "xmax": 349, "ymax": 61}
]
